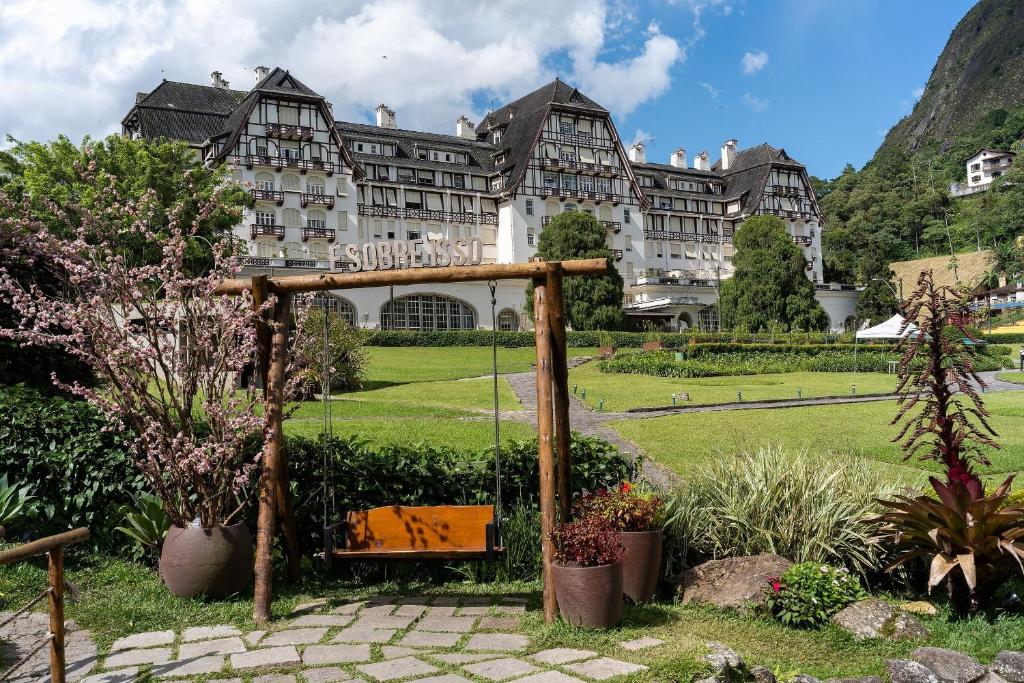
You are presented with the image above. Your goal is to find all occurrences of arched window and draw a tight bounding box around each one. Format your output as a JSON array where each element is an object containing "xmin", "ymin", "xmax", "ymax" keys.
[
  {"xmin": 303, "ymin": 293, "xmax": 357, "ymax": 326},
  {"xmin": 281, "ymin": 173, "xmax": 301, "ymax": 192},
  {"xmin": 283, "ymin": 241, "xmax": 303, "ymax": 259},
  {"xmin": 380, "ymin": 294, "xmax": 476, "ymax": 331},
  {"xmin": 307, "ymin": 209, "xmax": 327, "ymax": 229},
  {"xmin": 255, "ymin": 172, "xmax": 275, "ymax": 191},
  {"xmin": 697, "ymin": 306, "xmax": 719, "ymax": 332},
  {"xmin": 307, "ymin": 176, "xmax": 326, "ymax": 195},
  {"xmin": 283, "ymin": 208, "xmax": 301, "ymax": 228},
  {"xmin": 309, "ymin": 241, "xmax": 328, "ymax": 260},
  {"xmin": 497, "ymin": 308, "xmax": 520, "ymax": 331}
]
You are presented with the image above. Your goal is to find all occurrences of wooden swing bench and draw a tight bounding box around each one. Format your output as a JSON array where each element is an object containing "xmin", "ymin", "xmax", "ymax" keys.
[{"xmin": 324, "ymin": 504, "xmax": 505, "ymax": 562}]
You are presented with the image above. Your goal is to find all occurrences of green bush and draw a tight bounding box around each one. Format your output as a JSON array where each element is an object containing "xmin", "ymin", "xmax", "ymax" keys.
[
  {"xmin": 983, "ymin": 333, "xmax": 1024, "ymax": 344},
  {"xmin": 0, "ymin": 385, "xmax": 146, "ymax": 547},
  {"xmin": 764, "ymin": 562, "xmax": 867, "ymax": 628},
  {"xmin": 663, "ymin": 449, "xmax": 897, "ymax": 576}
]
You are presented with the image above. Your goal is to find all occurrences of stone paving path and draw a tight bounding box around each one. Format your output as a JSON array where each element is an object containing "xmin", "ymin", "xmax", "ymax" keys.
[
  {"xmin": 58, "ymin": 595, "xmax": 659, "ymax": 683},
  {"xmin": 0, "ymin": 610, "xmax": 97, "ymax": 682}
]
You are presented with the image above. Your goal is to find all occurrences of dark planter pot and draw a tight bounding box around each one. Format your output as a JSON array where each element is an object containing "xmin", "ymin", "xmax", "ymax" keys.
[
  {"xmin": 160, "ymin": 523, "xmax": 254, "ymax": 598},
  {"xmin": 619, "ymin": 530, "xmax": 662, "ymax": 604},
  {"xmin": 552, "ymin": 560, "xmax": 623, "ymax": 628}
]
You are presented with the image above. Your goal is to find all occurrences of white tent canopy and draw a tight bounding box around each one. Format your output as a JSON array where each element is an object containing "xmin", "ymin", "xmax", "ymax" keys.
[{"xmin": 856, "ymin": 314, "xmax": 918, "ymax": 340}]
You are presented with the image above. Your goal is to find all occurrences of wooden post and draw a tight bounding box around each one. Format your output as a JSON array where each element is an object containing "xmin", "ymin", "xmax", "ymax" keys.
[
  {"xmin": 546, "ymin": 262, "xmax": 572, "ymax": 522},
  {"xmin": 47, "ymin": 546, "xmax": 65, "ymax": 683},
  {"xmin": 251, "ymin": 277, "xmax": 301, "ymax": 583},
  {"xmin": 533, "ymin": 273, "xmax": 559, "ymax": 624},
  {"xmin": 253, "ymin": 292, "xmax": 292, "ymax": 625}
]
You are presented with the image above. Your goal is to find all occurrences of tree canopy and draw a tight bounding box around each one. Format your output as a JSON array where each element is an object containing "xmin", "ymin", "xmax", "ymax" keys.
[
  {"xmin": 719, "ymin": 215, "xmax": 829, "ymax": 332},
  {"xmin": 525, "ymin": 210, "xmax": 624, "ymax": 330}
]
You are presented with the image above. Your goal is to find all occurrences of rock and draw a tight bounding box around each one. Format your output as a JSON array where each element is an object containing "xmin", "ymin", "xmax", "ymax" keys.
[
  {"xmin": 994, "ymin": 651, "xmax": 1024, "ymax": 682},
  {"xmin": 750, "ymin": 664, "xmax": 778, "ymax": 683},
  {"xmin": 832, "ymin": 599, "xmax": 930, "ymax": 641},
  {"xmin": 792, "ymin": 676, "xmax": 821, "ymax": 683},
  {"xmin": 824, "ymin": 678, "xmax": 882, "ymax": 683},
  {"xmin": 887, "ymin": 659, "xmax": 940, "ymax": 683},
  {"xmin": 976, "ymin": 674, "xmax": 1010, "ymax": 683},
  {"xmin": 680, "ymin": 555, "xmax": 792, "ymax": 611},
  {"xmin": 911, "ymin": 647, "xmax": 985, "ymax": 683},
  {"xmin": 705, "ymin": 641, "xmax": 745, "ymax": 678},
  {"xmin": 901, "ymin": 601, "xmax": 938, "ymax": 616}
]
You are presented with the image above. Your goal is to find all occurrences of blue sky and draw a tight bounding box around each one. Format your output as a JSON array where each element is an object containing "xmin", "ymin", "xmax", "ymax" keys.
[{"xmin": 0, "ymin": 1, "xmax": 979, "ymax": 181}]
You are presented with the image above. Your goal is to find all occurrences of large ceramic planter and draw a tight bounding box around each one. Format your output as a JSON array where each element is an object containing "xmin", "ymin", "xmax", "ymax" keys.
[
  {"xmin": 552, "ymin": 560, "xmax": 623, "ymax": 628},
  {"xmin": 619, "ymin": 530, "xmax": 662, "ymax": 604},
  {"xmin": 160, "ymin": 523, "xmax": 254, "ymax": 598}
]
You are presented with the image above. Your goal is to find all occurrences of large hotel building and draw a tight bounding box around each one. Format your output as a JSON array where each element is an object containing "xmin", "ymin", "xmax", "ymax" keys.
[{"xmin": 121, "ymin": 67, "xmax": 858, "ymax": 332}]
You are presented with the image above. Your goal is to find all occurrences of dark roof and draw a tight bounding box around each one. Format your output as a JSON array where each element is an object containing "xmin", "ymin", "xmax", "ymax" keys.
[
  {"xmin": 122, "ymin": 80, "xmax": 246, "ymax": 144},
  {"xmin": 965, "ymin": 147, "xmax": 1015, "ymax": 162},
  {"xmin": 336, "ymin": 121, "xmax": 497, "ymax": 174},
  {"xmin": 252, "ymin": 67, "xmax": 322, "ymax": 100},
  {"xmin": 631, "ymin": 161, "xmax": 720, "ymax": 179},
  {"xmin": 709, "ymin": 143, "xmax": 810, "ymax": 216}
]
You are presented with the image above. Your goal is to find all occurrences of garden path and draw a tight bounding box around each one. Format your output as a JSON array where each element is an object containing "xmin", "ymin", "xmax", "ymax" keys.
[
  {"xmin": 0, "ymin": 610, "xmax": 97, "ymax": 682},
  {"xmin": 57, "ymin": 594, "xmax": 659, "ymax": 683}
]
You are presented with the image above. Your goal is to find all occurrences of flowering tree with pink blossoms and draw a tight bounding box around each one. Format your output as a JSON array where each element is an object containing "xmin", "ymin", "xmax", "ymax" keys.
[{"xmin": 0, "ymin": 161, "xmax": 305, "ymax": 529}]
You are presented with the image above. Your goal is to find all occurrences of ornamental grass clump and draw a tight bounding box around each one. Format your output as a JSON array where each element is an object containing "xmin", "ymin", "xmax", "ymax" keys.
[
  {"xmin": 871, "ymin": 269, "xmax": 1024, "ymax": 615},
  {"xmin": 764, "ymin": 562, "xmax": 867, "ymax": 628},
  {"xmin": 573, "ymin": 482, "xmax": 664, "ymax": 532},
  {"xmin": 550, "ymin": 515, "xmax": 624, "ymax": 567}
]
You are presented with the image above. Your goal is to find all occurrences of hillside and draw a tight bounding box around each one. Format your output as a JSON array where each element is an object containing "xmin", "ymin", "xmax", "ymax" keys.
[{"xmin": 880, "ymin": 0, "xmax": 1024, "ymax": 155}]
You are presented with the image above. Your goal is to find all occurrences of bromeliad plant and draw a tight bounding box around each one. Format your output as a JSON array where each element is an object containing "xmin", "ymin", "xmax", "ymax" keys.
[
  {"xmin": 573, "ymin": 482, "xmax": 664, "ymax": 532},
  {"xmin": 872, "ymin": 269, "xmax": 1024, "ymax": 614}
]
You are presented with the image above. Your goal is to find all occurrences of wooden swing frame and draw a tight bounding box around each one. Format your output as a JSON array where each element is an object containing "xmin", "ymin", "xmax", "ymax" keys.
[{"xmin": 215, "ymin": 257, "xmax": 607, "ymax": 625}]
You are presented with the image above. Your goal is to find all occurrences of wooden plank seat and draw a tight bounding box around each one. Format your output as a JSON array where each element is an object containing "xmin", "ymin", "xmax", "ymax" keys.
[{"xmin": 325, "ymin": 504, "xmax": 504, "ymax": 561}]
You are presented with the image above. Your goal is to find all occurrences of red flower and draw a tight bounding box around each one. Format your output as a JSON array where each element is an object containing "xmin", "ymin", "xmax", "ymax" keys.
[
  {"xmin": 769, "ymin": 577, "xmax": 782, "ymax": 593},
  {"xmin": 620, "ymin": 481, "xmax": 632, "ymax": 493}
]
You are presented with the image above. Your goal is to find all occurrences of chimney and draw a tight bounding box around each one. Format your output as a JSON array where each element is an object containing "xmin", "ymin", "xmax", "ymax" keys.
[
  {"xmin": 694, "ymin": 150, "xmax": 711, "ymax": 171},
  {"xmin": 456, "ymin": 115, "xmax": 476, "ymax": 140},
  {"xmin": 210, "ymin": 71, "xmax": 229, "ymax": 89},
  {"xmin": 375, "ymin": 104, "xmax": 397, "ymax": 129},
  {"xmin": 670, "ymin": 147, "xmax": 688, "ymax": 169},
  {"xmin": 627, "ymin": 141, "xmax": 646, "ymax": 164},
  {"xmin": 720, "ymin": 139, "xmax": 738, "ymax": 171},
  {"xmin": 254, "ymin": 65, "xmax": 269, "ymax": 83}
]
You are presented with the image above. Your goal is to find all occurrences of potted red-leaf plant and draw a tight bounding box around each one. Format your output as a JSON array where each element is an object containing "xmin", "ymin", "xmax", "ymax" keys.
[
  {"xmin": 575, "ymin": 482, "xmax": 665, "ymax": 603},
  {"xmin": 550, "ymin": 514, "xmax": 625, "ymax": 628}
]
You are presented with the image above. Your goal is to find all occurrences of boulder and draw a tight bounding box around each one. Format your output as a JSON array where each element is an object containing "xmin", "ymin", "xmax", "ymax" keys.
[
  {"xmin": 911, "ymin": 647, "xmax": 984, "ymax": 683},
  {"xmin": 994, "ymin": 651, "xmax": 1024, "ymax": 683},
  {"xmin": 750, "ymin": 664, "xmax": 777, "ymax": 683},
  {"xmin": 886, "ymin": 659, "xmax": 940, "ymax": 683},
  {"xmin": 680, "ymin": 555, "xmax": 792, "ymax": 611},
  {"xmin": 705, "ymin": 641, "xmax": 745, "ymax": 679},
  {"xmin": 976, "ymin": 673, "xmax": 1009, "ymax": 683},
  {"xmin": 831, "ymin": 599, "xmax": 930, "ymax": 641},
  {"xmin": 901, "ymin": 601, "xmax": 938, "ymax": 616},
  {"xmin": 824, "ymin": 678, "xmax": 883, "ymax": 683},
  {"xmin": 792, "ymin": 676, "xmax": 821, "ymax": 683}
]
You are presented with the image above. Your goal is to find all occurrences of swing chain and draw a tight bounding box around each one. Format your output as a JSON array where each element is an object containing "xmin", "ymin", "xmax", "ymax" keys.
[{"xmin": 488, "ymin": 280, "xmax": 503, "ymax": 545}]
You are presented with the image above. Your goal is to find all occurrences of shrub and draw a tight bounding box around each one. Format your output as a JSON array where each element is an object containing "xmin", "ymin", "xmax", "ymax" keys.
[
  {"xmin": 662, "ymin": 449, "xmax": 896, "ymax": 577},
  {"xmin": 0, "ymin": 475, "xmax": 36, "ymax": 531},
  {"xmin": 764, "ymin": 562, "xmax": 867, "ymax": 628},
  {"xmin": 115, "ymin": 493, "xmax": 171, "ymax": 564},
  {"xmin": 292, "ymin": 309, "xmax": 367, "ymax": 393},
  {"xmin": 550, "ymin": 514, "xmax": 624, "ymax": 567},
  {"xmin": 573, "ymin": 482, "xmax": 664, "ymax": 532}
]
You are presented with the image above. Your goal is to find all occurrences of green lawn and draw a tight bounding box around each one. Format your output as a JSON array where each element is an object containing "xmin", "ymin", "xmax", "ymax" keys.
[
  {"xmin": 349, "ymin": 375, "xmax": 522, "ymax": 412},
  {"xmin": 998, "ymin": 370, "xmax": 1024, "ymax": 384},
  {"xmin": 363, "ymin": 346, "xmax": 597, "ymax": 386},
  {"xmin": 569, "ymin": 363, "xmax": 899, "ymax": 412},
  {"xmin": 610, "ymin": 391, "xmax": 1024, "ymax": 483}
]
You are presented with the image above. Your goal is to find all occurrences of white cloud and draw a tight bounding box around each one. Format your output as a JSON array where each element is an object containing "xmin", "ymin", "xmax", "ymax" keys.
[
  {"xmin": 912, "ymin": 85, "xmax": 925, "ymax": 99},
  {"xmin": 741, "ymin": 50, "xmax": 768, "ymax": 75},
  {"xmin": 631, "ymin": 129, "xmax": 652, "ymax": 146},
  {"xmin": 669, "ymin": 0, "xmax": 735, "ymax": 47},
  {"xmin": 0, "ymin": 0, "xmax": 684, "ymax": 145},
  {"xmin": 741, "ymin": 92, "xmax": 769, "ymax": 112},
  {"xmin": 698, "ymin": 81, "xmax": 721, "ymax": 100}
]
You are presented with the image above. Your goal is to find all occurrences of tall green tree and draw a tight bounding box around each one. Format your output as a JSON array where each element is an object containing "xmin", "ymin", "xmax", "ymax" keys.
[
  {"xmin": 719, "ymin": 215, "xmax": 829, "ymax": 332},
  {"xmin": 525, "ymin": 211, "xmax": 624, "ymax": 330}
]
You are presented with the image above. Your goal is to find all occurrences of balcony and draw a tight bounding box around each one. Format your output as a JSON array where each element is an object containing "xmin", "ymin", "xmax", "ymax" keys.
[
  {"xmin": 632, "ymin": 275, "xmax": 714, "ymax": 288},
  {"xmin": 806, "ymin": 259, "xmax": 815, "ymax": 271},
  {"xmin": 265, "ymin": 123, "xmax": 313, "ymax": 140},
  {"xmin": 301, "ymin": 193, "xmax": 335, "ymax": 208},
  {"xmin": 762, "ymin": 207, "xmax": 818, "ymax": 221},
  {"xmin": 600, "ymin": 220, "xmax": 621, "ymax": 233},
  {"xmin": 643, "ymin": 229, "xmax": 734, "ymax": 244},
  {"xmin": 250, "ymin": 223, "xmax": 286, "ymax": 240},
  {"xmin": 541, "ymin": 131, "xmax": 614, "ymax": 149},
  {"xmin": 302, "ymin": 226, "xmax": 336, "ymax": 242},
  {"xmin": 611, "ymin": 249, "xmax": 623, "ymax": 261},
  {"xmin": 251, "ymin": 188, "xmax": 284, "ymax": 205},
  {"xmin": 356, "ymin": 203, "xmax": 498, "ymax": 225},
  {"xmin": 770, "ymin": 185, "xmax": 805, "ymax": 198},
  {"xmin": 815, "ymin": 283, "xmax": 859, "ymax": 292},
  {"xmin": 792, "ymin": 235, "xmax": 813, "ymax": 246},
  {"xmin": 284, "ymin": 259, "xmax": 323, "ymax": 269},
  {"xmin": 240, "ymin": 256, "xmax": 330, "ymax": 270},
  {"xmin": 239, "ymin": 155, "xmax": 335, "ymax": 176}
]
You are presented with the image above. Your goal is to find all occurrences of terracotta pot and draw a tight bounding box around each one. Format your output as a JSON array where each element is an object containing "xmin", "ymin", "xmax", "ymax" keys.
[
  {"xmin": 598, "ymin": 345, "xmax": 617, "ymax": 358},
  {"xmin": 619, "ymin": 530, "xmax": 662, "ymax": 604},
  {"xmin": 641, "ymin": 341, "xmax": 663, "ymax": 352},
  {"xmin": 552, "ymin": 560, "xmax": 623, "ymax": 628},
  {"xmin": 160, "ymin": 523, "xmax": 254, "ymax": 598}
]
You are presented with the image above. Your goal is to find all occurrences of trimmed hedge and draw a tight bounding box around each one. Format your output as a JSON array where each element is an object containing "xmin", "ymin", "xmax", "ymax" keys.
[{"xmin": 983, "ymin": 333, "xmax": 1024, "ymax": 344}]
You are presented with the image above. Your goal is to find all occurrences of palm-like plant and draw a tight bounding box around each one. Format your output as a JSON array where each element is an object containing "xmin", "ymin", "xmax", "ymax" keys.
[
  {"xmin": 872, "ymin": 269, "xmax": 1024, "ymax": 614},
  {"xmin": 0, "ymin": 475, "xmax": 35, "ymax": 534}
]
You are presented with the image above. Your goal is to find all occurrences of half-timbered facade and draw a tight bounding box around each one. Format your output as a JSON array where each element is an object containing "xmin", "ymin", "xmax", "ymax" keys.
[{"xmin": 121, "ymin": 67, "xmax": 857, "ymax": 332}]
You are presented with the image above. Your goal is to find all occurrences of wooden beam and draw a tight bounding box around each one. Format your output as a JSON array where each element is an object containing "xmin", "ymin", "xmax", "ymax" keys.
[
  {"xmin": 251, "ymin": 275, "xmax": 272, "ymax": 393},
  {"xmin": 546, "ymin": 262, "xmax": 572, "ymax": 523},
  {"xmin": 0, "ymin": 528, "xmax": 89, "ymax": 566},
  {"xmin": 533, "ymin": 272, "xmax": 558, "ymax": 624},
  {"xmin": 253, "ymin": 292, "xmax": 292, "ymax": 625},
  {"xmin": 48, "ymin": 547, "xmax": 65, "ymax": 683},
  {"xmin": 215, "ymin": 258, "xmax": 609, "ymax": 296}
]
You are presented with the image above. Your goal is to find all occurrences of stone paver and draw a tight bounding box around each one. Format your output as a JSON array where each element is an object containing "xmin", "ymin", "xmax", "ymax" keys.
[
  {"xmin": 478, "ymin": 617, "xmax": 521, "ymax": 630},
  {"xmin": 493, "ymin": 605, "xmax": 527, "ymax": 615},
  {"xmin": 360, "ymin": 604, "xmax": 397, "ymax": 616},
  {"xmin": 290, "ymin": 614, "xmax": 356, "ymax": 628},
  {"xmin": 412, "ymin": 676, "xmax": 475, "ymax": 683},
  {"xmin": 177, "ymin": 636, "xmax": 247, "ymax": 659},
  {"xmin": 401, "ymin": 630, "xmax": 462, "ymax": 648},
  {"xmin": 618, "ymin": 637, "xmax": 664, "ymax": 651},
  {"xmin": 301, "ymin": 667, "xmax": 355, "ymax": 683},
  {"xmin": 430, "ymin": 653, "xmax": 502, "ymax": 664},
  {"xmin": 332, "ymin": 627, "xmax": 397, "ymax": 643},
  {"xmin": 230, "ymin": 646, "xmax": 301, "ymax": 670},
  {"xmin": 353, "ymin": 614, "xmax": 418, "ymax": 630},
  {"xmin": 254, "ymin": 676, "xmax": 297, "ymax": 683},
  {"xmin": 465, "ymin": 633, "xmax": 530, "ymax": 652},
  {"xmin": 432, "ymin": 597, "xmax": 460, "ymax": 606},
  {"xmin": 181, "ymin": 625, "xmax": 241, "ymax": 642},
  {"xmin": 80, "ymin": 668, "xmax": 140, "ymax": 683},
  {"xmin": 0, "ymin": 611, "xmax": 97, "ymax": 683},
  {"xmin": 464, "ymin": 657, "xmax": 539, "ymax": 681},
  {"xmin": 332, "ymin": 602, "xmax": 364, "ymax": 615},
  {"xmin": 417, "ymin": 616, "xmax": 476, "ymax": 633},
  {"xmin": 357, "ymin": 656, "xmax": 438, "ymax": 682},
  {"xmin": 302, "ymin": 643, "xmax": 372, "ymax": 665},
  {"xmin": 531, "ymin": 649, "xmax": 598, "ymax": 665},
  {"xmin": 260, "ymin": 627, "xmax": 329, "ymax": 646},
  {"xmin": 564, "ymin": 657, "xmax": 648, "ymax": 680},
  {"xmin": 150, "ymin": 655, "xmax": 225, "ymax": 678},
  {"xmin": 394, "ymin": 604, "xmax": 429, "ymax": 618},
  {"xmin": 110, "ymin": 630, "xmax": 175, "ymax": 651},
  {"xmin": 514, "ymin": 673, "xmax": 588, "ymax": 683},
  {"xmin": 457, "ymin": 606, "xmax": 492, "ymax": 616},
  {"xmin": 245, "ymin": 630, "xmax": 267, "ymax": 646},
  {"xmin": 104, "ymin": 647, "xmax": 172, "ymax": 668},
  {"xmin": 292, "ymin": 599, "xmax": 331, "ymax": 615},
  {"xmin": 427, "ymin": 606, "xmax": 457, "ymax": 617},
  {"xmin": 382, "ymin": 646, "xmax": 420, "ymax": 659}
]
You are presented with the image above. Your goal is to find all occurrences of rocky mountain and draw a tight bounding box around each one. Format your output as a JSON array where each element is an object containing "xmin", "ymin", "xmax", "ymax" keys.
[{"xmin": 879, "ymin": 0, "xmax": 1024, "ymax": 155}]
